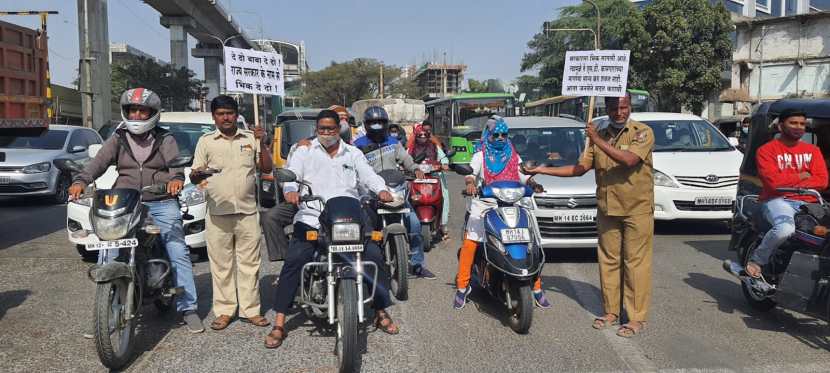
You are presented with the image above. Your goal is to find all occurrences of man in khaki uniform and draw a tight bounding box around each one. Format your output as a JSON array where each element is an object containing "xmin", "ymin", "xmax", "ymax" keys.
[
  {"xmin": 191, "ymin": 95, "xmax": 273, "ymax": 330},
  {"xmin": 526, "ymin": 94, "xmax": 654, "ymax": 338}
]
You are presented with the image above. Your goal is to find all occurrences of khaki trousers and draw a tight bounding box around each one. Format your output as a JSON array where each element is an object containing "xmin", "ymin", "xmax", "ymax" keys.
[
  {"xmin": 205, "ymin": 212, "xmax": 262, "ymax": 318},
  {"xmin": 596, "ymin": 211, "xmax": 653, "ymax": 322}
]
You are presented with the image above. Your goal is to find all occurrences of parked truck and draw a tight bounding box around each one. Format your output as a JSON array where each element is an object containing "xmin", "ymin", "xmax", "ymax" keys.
[{"xmin": 0, "ymin": 19, "xmax": 50, "ymax": 135}]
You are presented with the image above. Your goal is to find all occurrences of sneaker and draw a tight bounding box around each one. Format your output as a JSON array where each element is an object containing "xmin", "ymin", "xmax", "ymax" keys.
[
  {"xmin": 453, "ymin": 286, "xmax": 472, "ymax": 310},
  {"xmin": 413, "ymin": 265, "xmax": 437, "ymax": 280},
  {"xmin": 533, "ymin": 290, "xmax": 552, "ymax": 309},
  {"xmin": 182, "ymin": 311, "xmax": 205, "ymax": 333}
]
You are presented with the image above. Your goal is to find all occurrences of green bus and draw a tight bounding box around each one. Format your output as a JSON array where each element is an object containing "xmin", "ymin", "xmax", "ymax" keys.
[
  {"xmin": 424, "ymin": 92, "xmax": 517, "ymax": 164},
  {"xmin": 524, "ymin": 89, "xmax": 656, "ymax": 121}
]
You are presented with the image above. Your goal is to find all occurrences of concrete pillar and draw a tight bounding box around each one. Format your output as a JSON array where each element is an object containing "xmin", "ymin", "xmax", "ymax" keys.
[
  {"xmin": 77, "ymin": 0, "xmax": 112, "ymax": 130},
  {"xmin": 743, "ymin": 0, "xmax": 756, "ymax": 18},
  {"xmin": 192, "ymin": 46, "xmax": 223, "ymax": 100},
  {"xmin": 160, "ymin": 16, "xmax": 196, "ymax": 71}
]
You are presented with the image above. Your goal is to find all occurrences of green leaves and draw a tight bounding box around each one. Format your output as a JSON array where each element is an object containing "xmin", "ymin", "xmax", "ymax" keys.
[
  {"xmin": 300, "ymin": 59, "xmax": 419, "ymax": 107},
  {"xmin": 111, "ymin": 57, "xmax": 203, "ymax": 111}
]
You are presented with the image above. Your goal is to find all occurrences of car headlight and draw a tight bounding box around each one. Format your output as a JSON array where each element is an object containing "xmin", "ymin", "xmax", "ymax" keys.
[
  {"xmin": 332, "ymin": 223, "xmax": 361, "ymax": 243},
  {"xmin": 654, "ymin": 170, "xmax": 679, "ymax": 188},
  {"xmin": 22, "ymin": 161, "xmax": 51, "ymax": 174},
  {"xmin": 492, "ymin": 187, "xmax": 526, "ymax": 204},
  {"xmin": 180, "ymin": 185, "xmax": 206, "ymax": 206},
  {"xmin": 93, "ymin": 214, "xmax": 132, "ymax": 241}
]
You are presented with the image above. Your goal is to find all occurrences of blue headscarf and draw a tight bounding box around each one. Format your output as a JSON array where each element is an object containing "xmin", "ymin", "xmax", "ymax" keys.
[{"xmin": 480, "ymin": 116, "xmax": 512, "ymax": 175}]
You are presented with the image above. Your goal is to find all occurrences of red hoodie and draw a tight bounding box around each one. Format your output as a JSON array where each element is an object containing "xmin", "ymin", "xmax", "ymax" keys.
[{"xmin": 756, "ymin": 139, "xmax": 828, "ymax": 202}]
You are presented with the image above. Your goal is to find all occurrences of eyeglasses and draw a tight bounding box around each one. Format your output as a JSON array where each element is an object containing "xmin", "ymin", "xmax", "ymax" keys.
[
  {"xmin": 491, "ymin": 132, "xmax": 508, "ymax": 139},
  {"xmin": 317, "ymin": 126, "xmax": 339, "ymax": 134}
]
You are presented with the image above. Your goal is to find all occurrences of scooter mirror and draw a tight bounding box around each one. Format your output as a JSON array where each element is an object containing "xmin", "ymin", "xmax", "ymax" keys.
[
  {"xmin": 275, "ymin": 168, "xmax": 297, "ymax": 183},
  {"xmin": 444, "ymin": 149, "xmax": 457, "ymax": 158},
  {"xmin": 167, "ymin": 156, "xmax": 193, "ymax": 168},
  {"xmin": 53, "ymin": 158, "xmax": 85, "ymax": 174},
  {"xmin": 453, "ymin": 164, "xmax": 474, "ymax": 176}
]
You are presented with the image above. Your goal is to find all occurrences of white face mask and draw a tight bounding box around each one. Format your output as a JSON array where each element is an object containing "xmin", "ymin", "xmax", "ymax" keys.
[
  {"xmin": 319, "ymin": 134, "xmax": 339, "ymax": 148},
  {"xmin": 369, "ymin": 123, "xmax": 383, "ymax": 131}
]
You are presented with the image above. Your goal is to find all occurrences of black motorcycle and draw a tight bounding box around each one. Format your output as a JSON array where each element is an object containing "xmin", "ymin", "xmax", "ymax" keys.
[
  {"xmin": 56, "ymin": 156, "xmax": 190, "ymax": 370},
  {"xmin": 724, "ymin": 188, "xmax": 830, "ymax": 322},
  {"xmin": 373, "ymin": 169, "xmax": 412, "ymax": 301},
  {"xmin": 275, "ymin": 168, "xmax": 380, "ymax": 373}
]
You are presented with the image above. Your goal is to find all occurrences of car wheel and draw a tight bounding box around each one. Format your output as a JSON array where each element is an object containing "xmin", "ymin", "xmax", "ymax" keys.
[{"xmin": 51, "ymin": 172, "xmax": 71, "ymax": 204}]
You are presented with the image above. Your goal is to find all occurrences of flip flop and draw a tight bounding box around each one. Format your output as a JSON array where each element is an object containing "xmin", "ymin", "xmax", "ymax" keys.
[
  {"xmin": 616, "ymin": 322, "xmax": 646, "ymax": 338},
  {"xmin": 264, "ymin": 325, "xmax": 287, "ymax": 349},
  {"xmin": 592, "ymin": 314, "xmax": 618, "ymax": 330}
]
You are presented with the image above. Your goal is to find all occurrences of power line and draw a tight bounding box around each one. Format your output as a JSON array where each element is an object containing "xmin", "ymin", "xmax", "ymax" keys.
[{"xmin": 115, "ymin": 0, "xmax": 167, "ymax": 39}]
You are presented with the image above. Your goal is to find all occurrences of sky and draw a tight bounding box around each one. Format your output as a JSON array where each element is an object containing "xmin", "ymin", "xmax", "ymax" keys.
[{"xmin": 1, "ymin": 0, "xmax": 577, "ymax": 87}]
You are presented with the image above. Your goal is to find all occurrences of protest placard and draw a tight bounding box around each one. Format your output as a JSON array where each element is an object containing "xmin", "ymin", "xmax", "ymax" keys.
[
  {"xmin": 561, "ymin": 50, "xmax": 630, "ymax": 97},
  {"xmin": 224, "ymin": 46, "xmax": 284, "ymax": 96}
]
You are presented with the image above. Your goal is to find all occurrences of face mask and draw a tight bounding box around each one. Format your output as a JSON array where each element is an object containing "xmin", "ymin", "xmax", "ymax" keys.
[
  {"xmin": 369, "ymin": 123, "xmax": 383, "ymax": 131},
  {"xmin": 319, "ymin": 134, "xmax": 339, "ymax": 148},
  {"xmin": 741, "ymin": 127, "xmax": 748, "ymax": 134},
  {"xmin": 489, "ymin": 138, "xmax": 507, "ymax": 150},
  {"xmin": 390, "ymin": 132, "xmax": 400, "ymax": 139}
]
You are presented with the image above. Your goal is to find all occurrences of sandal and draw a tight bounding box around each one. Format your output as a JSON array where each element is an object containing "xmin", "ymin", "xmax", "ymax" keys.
[
  {"xmin": 591, "ymin": 314, "xmax": 618, "ymax": 330},
  {"xmin": 210, "ymin": 315, "xmax": 234, "ymax": 331},
  {"xmin": 616, "ymin": 321, "xmax": 646, "ymax": 338},
  {"xmin": 264, "ymin": 325, "xmax": 287, "ymax": 349},
  {"xmin": 374, "ymin": 311, "xmax": 400, "ymax": 335}
]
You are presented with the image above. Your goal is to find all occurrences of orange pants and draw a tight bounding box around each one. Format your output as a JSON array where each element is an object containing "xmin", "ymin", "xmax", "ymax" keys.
[{"xmin": 456, "ymin": 239, "xmax": 542, "ymax": 291}]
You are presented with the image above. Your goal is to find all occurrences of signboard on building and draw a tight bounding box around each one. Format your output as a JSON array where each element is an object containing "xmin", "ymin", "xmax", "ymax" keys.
[
  {"xmin": 561, "ymin": 50, "xmax": 630, "ymax": 97},
  {"xmin": 223, "ymin": 46, "xmax": 284, "ymax": 96}
]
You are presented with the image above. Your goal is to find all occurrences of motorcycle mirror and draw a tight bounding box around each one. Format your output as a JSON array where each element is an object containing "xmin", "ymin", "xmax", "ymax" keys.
[
  {"xmin": 453, "ymin": 164, "xmax": 474, "ymax": 176},
  {"xmin": 53, "ymin": 158, "xmax": 85, "ymax": 174},
  {"xmin": 413, "ymin": 153, "xmax": 427, "ymax": 164},
  {"xmin": 275, "ymin": 168, "xmax": 297, "ymax": 183},
  {"xmin": 444, "ymin": 149, "xmax": 457, "ymax": 158},
  {"xmin": 167, "ymin": 156, "xmax": 193, "ymax": 168}
]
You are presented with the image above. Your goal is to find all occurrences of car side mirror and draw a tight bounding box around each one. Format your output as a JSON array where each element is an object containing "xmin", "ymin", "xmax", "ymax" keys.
[
  {"xmin": 70, "ymin": 145, "xmax": 87, "ymax": 154},
  {"xmin": 167, "ymin": 156, "xmax": 192, "ymax": 168},
  {"xmin": 87, "ymin": 144, "xmax": 102, "ymax": 158},
  {"xmin": 727, "ymin": 137, "xmax": 739, "ymax": 147},
  {"xmin": 453, "ymin": 164, "xmax": 474, "ymax": 176},
  {"xmin": 275, "ymin": 168, "xmax": 297, "ymax": 183}
]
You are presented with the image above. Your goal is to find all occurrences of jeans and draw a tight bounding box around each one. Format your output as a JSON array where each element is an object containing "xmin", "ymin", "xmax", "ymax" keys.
[
  {"xmin": 405, "ymin": 204, "xmax": 425, "ymax": 267},
  {"xmin": 99, "ymin": 199, "xmax": 198, "ymax": 313},
  {"xmin": 751, "ymin": 198, "xmax": 804, "ymax": 266}
]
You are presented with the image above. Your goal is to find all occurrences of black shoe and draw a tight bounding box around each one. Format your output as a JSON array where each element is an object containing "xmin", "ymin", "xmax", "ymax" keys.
[{"xmin": 412, "ymin": 264, "xmax": 437, "ymax": 280}]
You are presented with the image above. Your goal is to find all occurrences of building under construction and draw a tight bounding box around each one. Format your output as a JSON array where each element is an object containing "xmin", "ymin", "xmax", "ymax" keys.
[{"xmin": 412, "ymin": 63, "xmax": 466, "ymax": 101}]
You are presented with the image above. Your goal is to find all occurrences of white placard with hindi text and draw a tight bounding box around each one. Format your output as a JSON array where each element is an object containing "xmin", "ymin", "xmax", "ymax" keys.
[
  {"xmin": 561, "ymin": 50, "xmax": 630, "ymax": 97},
  {"xmin": 224, "ymin": 46, "xmax": 284, "ymax": 96}
]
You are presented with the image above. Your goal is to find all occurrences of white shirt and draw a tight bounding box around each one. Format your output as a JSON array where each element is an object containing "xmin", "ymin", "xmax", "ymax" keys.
[{"xmin": 283, "ymin": 139, "xmax": 388, "ymax": 228}]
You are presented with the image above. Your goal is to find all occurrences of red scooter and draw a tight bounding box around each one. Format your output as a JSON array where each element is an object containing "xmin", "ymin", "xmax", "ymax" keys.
[{"xmin": 409, "ymin": 150, "xmax": 454, "ymax": 251}]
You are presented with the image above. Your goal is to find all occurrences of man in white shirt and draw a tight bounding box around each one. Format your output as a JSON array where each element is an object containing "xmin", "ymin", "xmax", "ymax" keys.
[{"xmin": 265, "ymin": 110, "xmax": 399, "ymax": 349}]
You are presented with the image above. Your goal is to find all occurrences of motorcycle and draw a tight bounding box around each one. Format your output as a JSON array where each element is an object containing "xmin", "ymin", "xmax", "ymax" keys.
[
  {"xmin": 409, "ymin": 149, "xmax": 455, "ymax": 251},
  {"xmin": 455, "ymin": 164, "xmax": 545, "ymax": 334},
  {"xmin": 373, "ymin": 169, "xmax": 412, "ymax": 301},
  {"xmin": 723, "ymin": 187, "xmax": 830, "ymax": 322},
  {"xmin": 275, "ymin": 168, "xmax": 380, "ymax": 373},
  {"xmin": 55, "ymin": 156, "xmax": 191, "ymax": 370}
]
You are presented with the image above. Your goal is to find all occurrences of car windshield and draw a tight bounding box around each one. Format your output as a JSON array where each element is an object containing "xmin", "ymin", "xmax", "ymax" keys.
[
  {"xmin": 641, "ymin": 120, "xmax": 732, "ymax": 152},
  {"xmin": 0, "ymin": 130, "xmax": 69, "ymax": 150},
  {"xmin": 158, "ymin": 122, "xmax": 215, "ymax": 158},
  {"xmin": 510, "ymin": 127, "xmax": 586, "ymax": 167},
  {"xmin": 280, "ymin": 119, "xmax": 316, "ymax": 158}
]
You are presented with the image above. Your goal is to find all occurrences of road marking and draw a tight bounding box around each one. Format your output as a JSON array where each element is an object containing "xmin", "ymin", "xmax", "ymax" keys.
[{"xmin": 560, "ymin": 262, "xmax": 659, "ymax": 373}]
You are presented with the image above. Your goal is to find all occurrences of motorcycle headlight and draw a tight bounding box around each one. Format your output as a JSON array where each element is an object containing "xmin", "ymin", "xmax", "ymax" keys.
[
  {"xmin": 654, "ymin": 170, "xmax": 679, "ymax": 188},
  {"xmin": 492, "ymin": 187, "xmax": 526, "ymax": 204},
  {"xmin": 332, "ymin": 223, "xmax": 361, "ymax": 243},
  {"xmin": 180, "ymin": 185, "xmax": 206, "ymax": 206},
  {"xmin": 93, "ymin": 214, "xmax": 132, "ymax": 241},
  {"xmin": 22, "ymin": 161, "xmax": 51, "ymax": 174}
]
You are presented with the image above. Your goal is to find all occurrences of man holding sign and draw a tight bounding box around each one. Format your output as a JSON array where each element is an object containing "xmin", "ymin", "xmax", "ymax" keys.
[{"xmin": 525, "ymin": 90, "xmax": 655, "ymax": 337}]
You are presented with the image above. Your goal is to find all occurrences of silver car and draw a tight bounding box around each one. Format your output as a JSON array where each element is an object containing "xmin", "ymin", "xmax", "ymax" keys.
[
  {"xmin": 508, "ymin": 116, "xmax": 598, "ymax": 249},
  {"xmin": 0, "ymin": 125, "xmax": 102, "ymax": 204}
]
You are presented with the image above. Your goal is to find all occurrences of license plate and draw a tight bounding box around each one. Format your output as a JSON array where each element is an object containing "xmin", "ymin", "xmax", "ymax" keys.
[
  {"xmin": 378, "ymin": 208, "xmax": 410, "ymax": 214},
  {"xmin": 501, "ymin": 228, "xmax": 531, "ymax": 243},
  {"xmin": 0, "ymin": 176, "xmax": 10, "ymax": 184},
  {"xmin": 85, "ymin": 238, "xmax": 138, "ymax": 251},
  {"xmin": 694, "ymin": 196, "xmax": 733, "ymax": 206},
  {"xmin": 549, "ymin": 210, "xmax": 596, "ymax": 223},
  {"xmin": 414, "ymin": 178, "xmax": 438, "ymax": 184},
  {"xmin": 329, "ymin": 244, "xmax": 364, "ymax": 253}
]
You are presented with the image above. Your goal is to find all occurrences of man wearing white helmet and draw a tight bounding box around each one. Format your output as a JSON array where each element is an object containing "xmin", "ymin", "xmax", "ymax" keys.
[{"xmin": 69, "ymin": 87, "xmax": 204, "ymax": 333}]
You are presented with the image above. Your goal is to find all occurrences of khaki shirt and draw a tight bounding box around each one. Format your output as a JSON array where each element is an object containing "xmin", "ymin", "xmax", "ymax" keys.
[
  {"xmin": 193, "ymin": 129, "xmax": 260, "ymax": 215},
  {"xmin": 578, "ymin": 120, "xmax": 654, "ymax": 216}
]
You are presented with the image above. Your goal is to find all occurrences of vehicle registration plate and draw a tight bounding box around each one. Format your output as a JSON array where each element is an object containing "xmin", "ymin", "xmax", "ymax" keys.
[
  {"xmin": 86, "ymin": 238, "xmax": 138, "ymax": 251},
  {"xmin": 501, "ymin": 228, "xmax": 531, "ymax": 244},
  {"xmin": 329, "ymin": 244, "xmax": 364, "ymax": 253},
  {"xmin": 694, "ymin": 196, "xmax": 733, "ymax": 206},
  {"xmin": 549, "ymin": 210, "xmax": 596, "ymax": 223},
  {"xmin": 0, "ymin": 176, "xmax": 10, "ymax": 184},
  {"xmin": 414, "ymin": 178, "xmax": 438, "ymax": 184}
]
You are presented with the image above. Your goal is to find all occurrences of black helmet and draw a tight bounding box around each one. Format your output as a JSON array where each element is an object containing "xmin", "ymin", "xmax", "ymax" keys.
[{"xmin": 363, "ymin": 106, "xmax": 389, "ymax": 142}]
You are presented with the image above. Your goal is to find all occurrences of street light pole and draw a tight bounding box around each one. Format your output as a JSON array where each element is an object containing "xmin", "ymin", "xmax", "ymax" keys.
[{"xmin": 583, "ymin": 0, "xmax": 601, "ymax": 49}]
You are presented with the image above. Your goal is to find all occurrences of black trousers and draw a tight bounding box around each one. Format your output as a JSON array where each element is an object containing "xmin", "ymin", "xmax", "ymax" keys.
[
  {"xmin": 261, "ymin": 202, "xmax": 298, "ymax": 262},
  {"xmin": 273, "ymin": 223, "xmax": 392, "ymax": 314}
]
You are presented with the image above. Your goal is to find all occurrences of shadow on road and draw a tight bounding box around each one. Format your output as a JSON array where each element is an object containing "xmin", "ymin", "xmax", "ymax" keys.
[
  {"xmin": 0, "ymin": 197, "xmax": 67, "ymax": 250},
  {"xmin": 684, "ymin": 239, "xmax": 731, "ymax": 261},
  {"xmin": 684, "ymin": 272, "xmax": 830, "ymax": 350},
  {"xmin": 0, "ymin": 289, "xmax": 31, "ymax": 321},
  {"xmin": 655, "ymin": 220, "xmax": 730, "ymax": 236},
  {"xmin": 541, "ymin": 275, "xmax": 604, "ymax": 316}
]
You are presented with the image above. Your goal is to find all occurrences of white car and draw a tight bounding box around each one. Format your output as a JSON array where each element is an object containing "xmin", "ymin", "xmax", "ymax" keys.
[
  {"xmin": 66, "ymin": 112, "xmax": 239, "ymax": 258},
  {"xmin": 597, "ymin": 112, "xmax": 743, "ymax": 221}
]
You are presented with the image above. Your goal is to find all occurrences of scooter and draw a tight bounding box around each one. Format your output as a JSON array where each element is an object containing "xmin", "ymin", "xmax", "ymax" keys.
[
  {"xmin": 455, "ymin": 164, "xmax": 545, "ymax": 334},
  {"xmin": 409, "ymin": 149, "xmax": 455, "ymax": 251},
  {"xmin": 723, "ymin": 188, "xmax": 830, "ymax": 322}
]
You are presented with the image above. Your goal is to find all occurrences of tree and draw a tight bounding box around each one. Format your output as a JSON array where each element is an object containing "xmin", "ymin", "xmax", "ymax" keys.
[
  {"xmin": 466, "ymin": 79, "xmax": 488, "ymax": 93},
  {"xmin": 516, "ymin": 75, "xmax": 544, "ymax": 102},
  {"xmin": 638, "ymin": 0, "xmax": 732, "ymax": 114},
  {"xmin": 300, "ymin": 58, "xmax": 413, "ymax": 107},
  {"xmin": 521, "ymin": 0, "xmax": 649, "ymax": 97},
  {"xmin": 111, "ymin": 57, "xmax": 203, "ymax": 111}
]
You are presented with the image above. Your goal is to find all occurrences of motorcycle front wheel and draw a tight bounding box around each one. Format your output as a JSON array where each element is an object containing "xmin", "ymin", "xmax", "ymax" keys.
[
  {"xmin": 335, "ymin": 278, "xmax": 359, "ymax": 373},
  {"xmin": 506, "ymin": 283, "xmax": 533, "ymax": 334},
  {"xmin": 93, "ymin": 279, "xmax": 136, "ymax": 369},
  {"xmin": 389, "ymin": 234, "xmax": 409, "ymax": 301}
]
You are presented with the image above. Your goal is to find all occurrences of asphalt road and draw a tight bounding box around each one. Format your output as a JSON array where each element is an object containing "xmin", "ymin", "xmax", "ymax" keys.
[{"xmin": 1, "ymin": 175, "xmax": 828, "ymax": 373}]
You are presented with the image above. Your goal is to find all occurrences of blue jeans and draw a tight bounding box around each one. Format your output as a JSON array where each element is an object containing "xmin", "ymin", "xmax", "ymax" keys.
[
  {"xmin": 99, "ymin": 199, "xmax": 198, "ymax": 312},
  {"xmin": 751, "ymin": 198, "xmax": 804, "ymax": 266},
  {"xmin": 404, "ymin": 203, "xmax": 425, "ymax": 267}
]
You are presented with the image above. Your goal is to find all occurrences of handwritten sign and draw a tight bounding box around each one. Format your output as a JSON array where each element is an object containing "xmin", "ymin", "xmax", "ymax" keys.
[
  {"xmin": 561, "ymin": 50, "xmax": 630, "ymax": 97},
  {"xmin": 224, "ymin": 46, "xmax": 284, "ymax": 96}
]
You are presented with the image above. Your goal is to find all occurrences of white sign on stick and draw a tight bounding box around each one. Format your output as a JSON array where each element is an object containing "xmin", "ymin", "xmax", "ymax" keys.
[
  {"xmin": 561, "ymin": 50, "xmax": 630, "ymax": 97},
  {"xmin": 224, "ymin": 46, "xmax": 284, "ymax": 96}
]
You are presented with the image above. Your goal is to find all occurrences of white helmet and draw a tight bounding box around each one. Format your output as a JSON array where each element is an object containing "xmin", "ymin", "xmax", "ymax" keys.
[{"xmin": 119, "ymin": 88, "xmax": 161, "ymax": 135}]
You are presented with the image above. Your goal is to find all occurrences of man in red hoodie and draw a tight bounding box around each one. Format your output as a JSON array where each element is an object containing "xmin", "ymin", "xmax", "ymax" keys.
[{"xmin": 747, "ymin": 108, "xmax": 828, "ymax": 279}]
